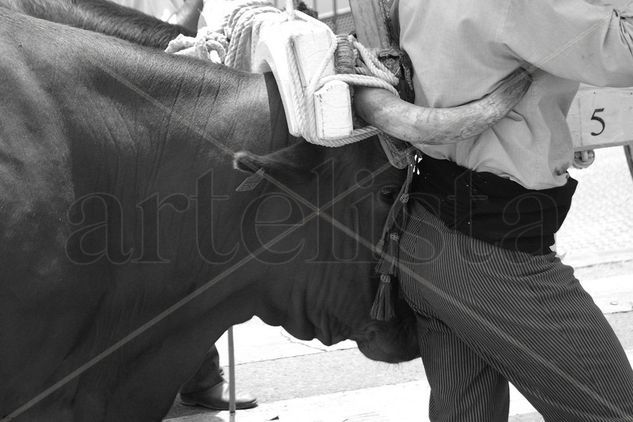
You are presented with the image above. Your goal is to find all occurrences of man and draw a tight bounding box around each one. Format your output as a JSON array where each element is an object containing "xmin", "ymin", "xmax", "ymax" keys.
[{"xmin": 356, "ymin": 0, "xmax": 633, "ymax": 420}]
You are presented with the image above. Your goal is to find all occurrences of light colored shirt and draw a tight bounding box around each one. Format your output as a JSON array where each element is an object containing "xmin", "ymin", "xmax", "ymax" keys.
[{"xmin": 399, "ymin": 0, "xmax": 633, "ymax": 189}]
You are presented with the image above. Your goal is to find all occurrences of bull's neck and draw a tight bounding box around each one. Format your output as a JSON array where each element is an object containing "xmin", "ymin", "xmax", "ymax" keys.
[
  {"xmin": 82, "ymin": 49, "xmax": 282, "ymax": 161},
  {"xmin": 11, "ymin": 12, "xmax": 293, "ymax": 271},
  {"xmin": 30, "ymin": 28, "xmax": 290, "ymax": 191}
]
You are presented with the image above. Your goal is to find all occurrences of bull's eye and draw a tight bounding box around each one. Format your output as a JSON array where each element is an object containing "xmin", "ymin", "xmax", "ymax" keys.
[{"xmin": 379, "ymin": 186, "xmax": 399, "ymax": 204}]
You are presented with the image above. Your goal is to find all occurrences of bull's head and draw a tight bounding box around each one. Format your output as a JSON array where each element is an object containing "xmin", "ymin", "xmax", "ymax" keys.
[{"xmin": 233, "ymin": 137, "xmax": 419, "ymax": 363}]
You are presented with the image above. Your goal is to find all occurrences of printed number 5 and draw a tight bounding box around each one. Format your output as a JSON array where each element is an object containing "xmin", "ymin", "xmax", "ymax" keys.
[{"xmin": 591, "ymin": 108, "xmax": 606, "ymax": 136}]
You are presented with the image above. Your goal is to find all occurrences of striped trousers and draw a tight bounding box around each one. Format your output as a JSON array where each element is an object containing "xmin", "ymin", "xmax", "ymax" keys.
[{"xmin": 398, "ymin": 200, "xmax": 633, "ymax": 421}]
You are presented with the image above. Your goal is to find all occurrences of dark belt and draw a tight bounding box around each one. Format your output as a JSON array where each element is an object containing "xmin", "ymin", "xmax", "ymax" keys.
[{"xmin": 411, "ymin": 154, "xmax": 577, "ymax": 255}]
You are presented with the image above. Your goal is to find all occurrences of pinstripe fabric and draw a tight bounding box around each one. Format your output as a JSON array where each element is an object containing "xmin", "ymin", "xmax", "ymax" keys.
[
  {"xmin": 416, "ymin": 315, "xmax": 510, "ymax": 421},
  {"xmin": 399, "ymin": 200, "xmax": 633, "ymax": 422}
]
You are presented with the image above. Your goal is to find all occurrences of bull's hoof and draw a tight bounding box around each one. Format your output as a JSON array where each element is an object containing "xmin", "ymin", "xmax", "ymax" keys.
[{"xmin": 180, "ymin": 381, "xmax": 258, "ymax": 410}]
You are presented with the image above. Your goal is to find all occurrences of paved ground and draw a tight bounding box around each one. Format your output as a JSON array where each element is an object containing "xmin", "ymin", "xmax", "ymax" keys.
[
  {"xmin": 165, "ymin": 271, "xmax": 633, "ymax": 422},
  {"xmin": 556, "ymin": 147, "xmax": 633, "ymax": 267},
  {"xmin": 164, "ymin": 147, "xmax": 633, "ymax": 422}
]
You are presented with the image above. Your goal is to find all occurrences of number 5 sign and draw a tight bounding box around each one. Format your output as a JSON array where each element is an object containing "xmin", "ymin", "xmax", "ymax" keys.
[{"xmin": 567, "ymin": 86, "xmax": 633, "ymax": 151}]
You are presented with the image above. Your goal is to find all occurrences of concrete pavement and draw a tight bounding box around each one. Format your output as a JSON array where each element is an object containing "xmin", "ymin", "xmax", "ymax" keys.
[
  {"xmin": 556, "ymin": 147, "xmax": 633, "ymax": 267},
  {"xmin": 165, "ymin": 271, "xmax": 633, "ymax": 422},
  {"xmin": 164, "ymin": 147, "xmax": 633, "ymax": 422}
]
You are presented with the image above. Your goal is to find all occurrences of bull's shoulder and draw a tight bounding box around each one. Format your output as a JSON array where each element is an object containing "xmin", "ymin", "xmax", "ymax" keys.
[{"xmin": 0, "ymin": 11, "xmax": 75, "ymax": 272}]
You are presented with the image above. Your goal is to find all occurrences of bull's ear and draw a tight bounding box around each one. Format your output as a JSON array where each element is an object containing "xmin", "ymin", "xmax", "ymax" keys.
[{"xmin": 233, "ymin": 140, "xmax": 324, "ymax": 178}]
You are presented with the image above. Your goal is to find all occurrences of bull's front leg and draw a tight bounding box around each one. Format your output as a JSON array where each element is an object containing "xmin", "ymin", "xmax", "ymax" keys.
[
  {"xmin": 99, "ymin": 322, "xmax": 222, "ymax": 422},
  {"xmin": 96, "ymin": 294, "xmax": 252, "ymax": 422}
]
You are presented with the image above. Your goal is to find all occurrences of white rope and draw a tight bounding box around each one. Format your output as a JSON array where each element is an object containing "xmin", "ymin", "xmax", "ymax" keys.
[
  {"xmin": 165, "ymin": 0, "xmax": 277, "ymax": 68},
  {"xmin": 223, "ymin": 3, "xmax": 281, "ymax": 69},
  {"xmin": 287, "ymin": 30, "xmax": 399, "ymax": 146},
  {"xmin": 165, "ymin": 28, "xmax": 229, "ymax": 63},
  {"xmin": 351, "ymin": 37, "xmax": 399, "ymax": 86},
  {"xmin": 166, "ymin": 1, "xmax": 400, "ymax": 147}
]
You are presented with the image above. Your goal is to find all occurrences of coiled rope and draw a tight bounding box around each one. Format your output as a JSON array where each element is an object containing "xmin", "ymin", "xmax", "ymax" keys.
[{"xmin": 290, "ymin": 30, "xmax": 399, "ymax": 146}]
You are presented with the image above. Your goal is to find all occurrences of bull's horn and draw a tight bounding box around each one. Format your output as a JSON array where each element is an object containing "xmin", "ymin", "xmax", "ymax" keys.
[{"xmin": 354, "ymin": 68, "xmax": 531, "ymax": 145}]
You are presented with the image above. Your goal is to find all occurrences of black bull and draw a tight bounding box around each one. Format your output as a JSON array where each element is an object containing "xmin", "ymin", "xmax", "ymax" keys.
[{"xmin": 0, "ymin": 7, "xmax": 419, "ymax": 421}]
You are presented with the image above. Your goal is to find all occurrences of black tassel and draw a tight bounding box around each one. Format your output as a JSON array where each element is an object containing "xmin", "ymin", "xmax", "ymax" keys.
[
  {"xmin": 372, "ymin": 232, "xmax": 400, "ymax": 321},
  {"xmin": 375, "ymin": 233, "xmax": 397, "ymax": 271},
  {"xmin": 370, "ymin": 162, "xmax": 415, "ymax": 321},
  {"xmin": 387, "ymin": 232, "xmax": 399, "ymax": 273},
  {"xmin": 370, "ymin": 274, "xmax": 395, "ymax": 321}
]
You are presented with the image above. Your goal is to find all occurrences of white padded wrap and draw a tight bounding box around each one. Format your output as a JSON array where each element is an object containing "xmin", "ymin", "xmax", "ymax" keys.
[{"xmin": 186, "ymin": 0, "xmax": 400, "ymax": 147}]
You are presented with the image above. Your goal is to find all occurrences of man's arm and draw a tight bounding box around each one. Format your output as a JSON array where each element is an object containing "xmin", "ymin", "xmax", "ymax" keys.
[{"xmin": 503, "ymin": 0, "xmax": 633, "ymax": 87}]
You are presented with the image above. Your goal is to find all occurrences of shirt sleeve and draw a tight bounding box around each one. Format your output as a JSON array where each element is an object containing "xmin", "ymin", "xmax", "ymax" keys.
[{"xmin": 502, "ymin": 0, "xmax": 633, "ymax": 87}]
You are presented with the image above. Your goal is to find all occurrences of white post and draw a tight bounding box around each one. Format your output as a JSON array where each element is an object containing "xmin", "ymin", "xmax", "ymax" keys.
[
  {"xmin": 228, "ymin": 327, "xmax": 236, "ymax": 414},
  {"xmin": 286, "ymin": 0, "xmax": 295, "ymax": 18},
  {"xmin": 331, "ymin": 0, "xmax": 338, "ymax": 31}
]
